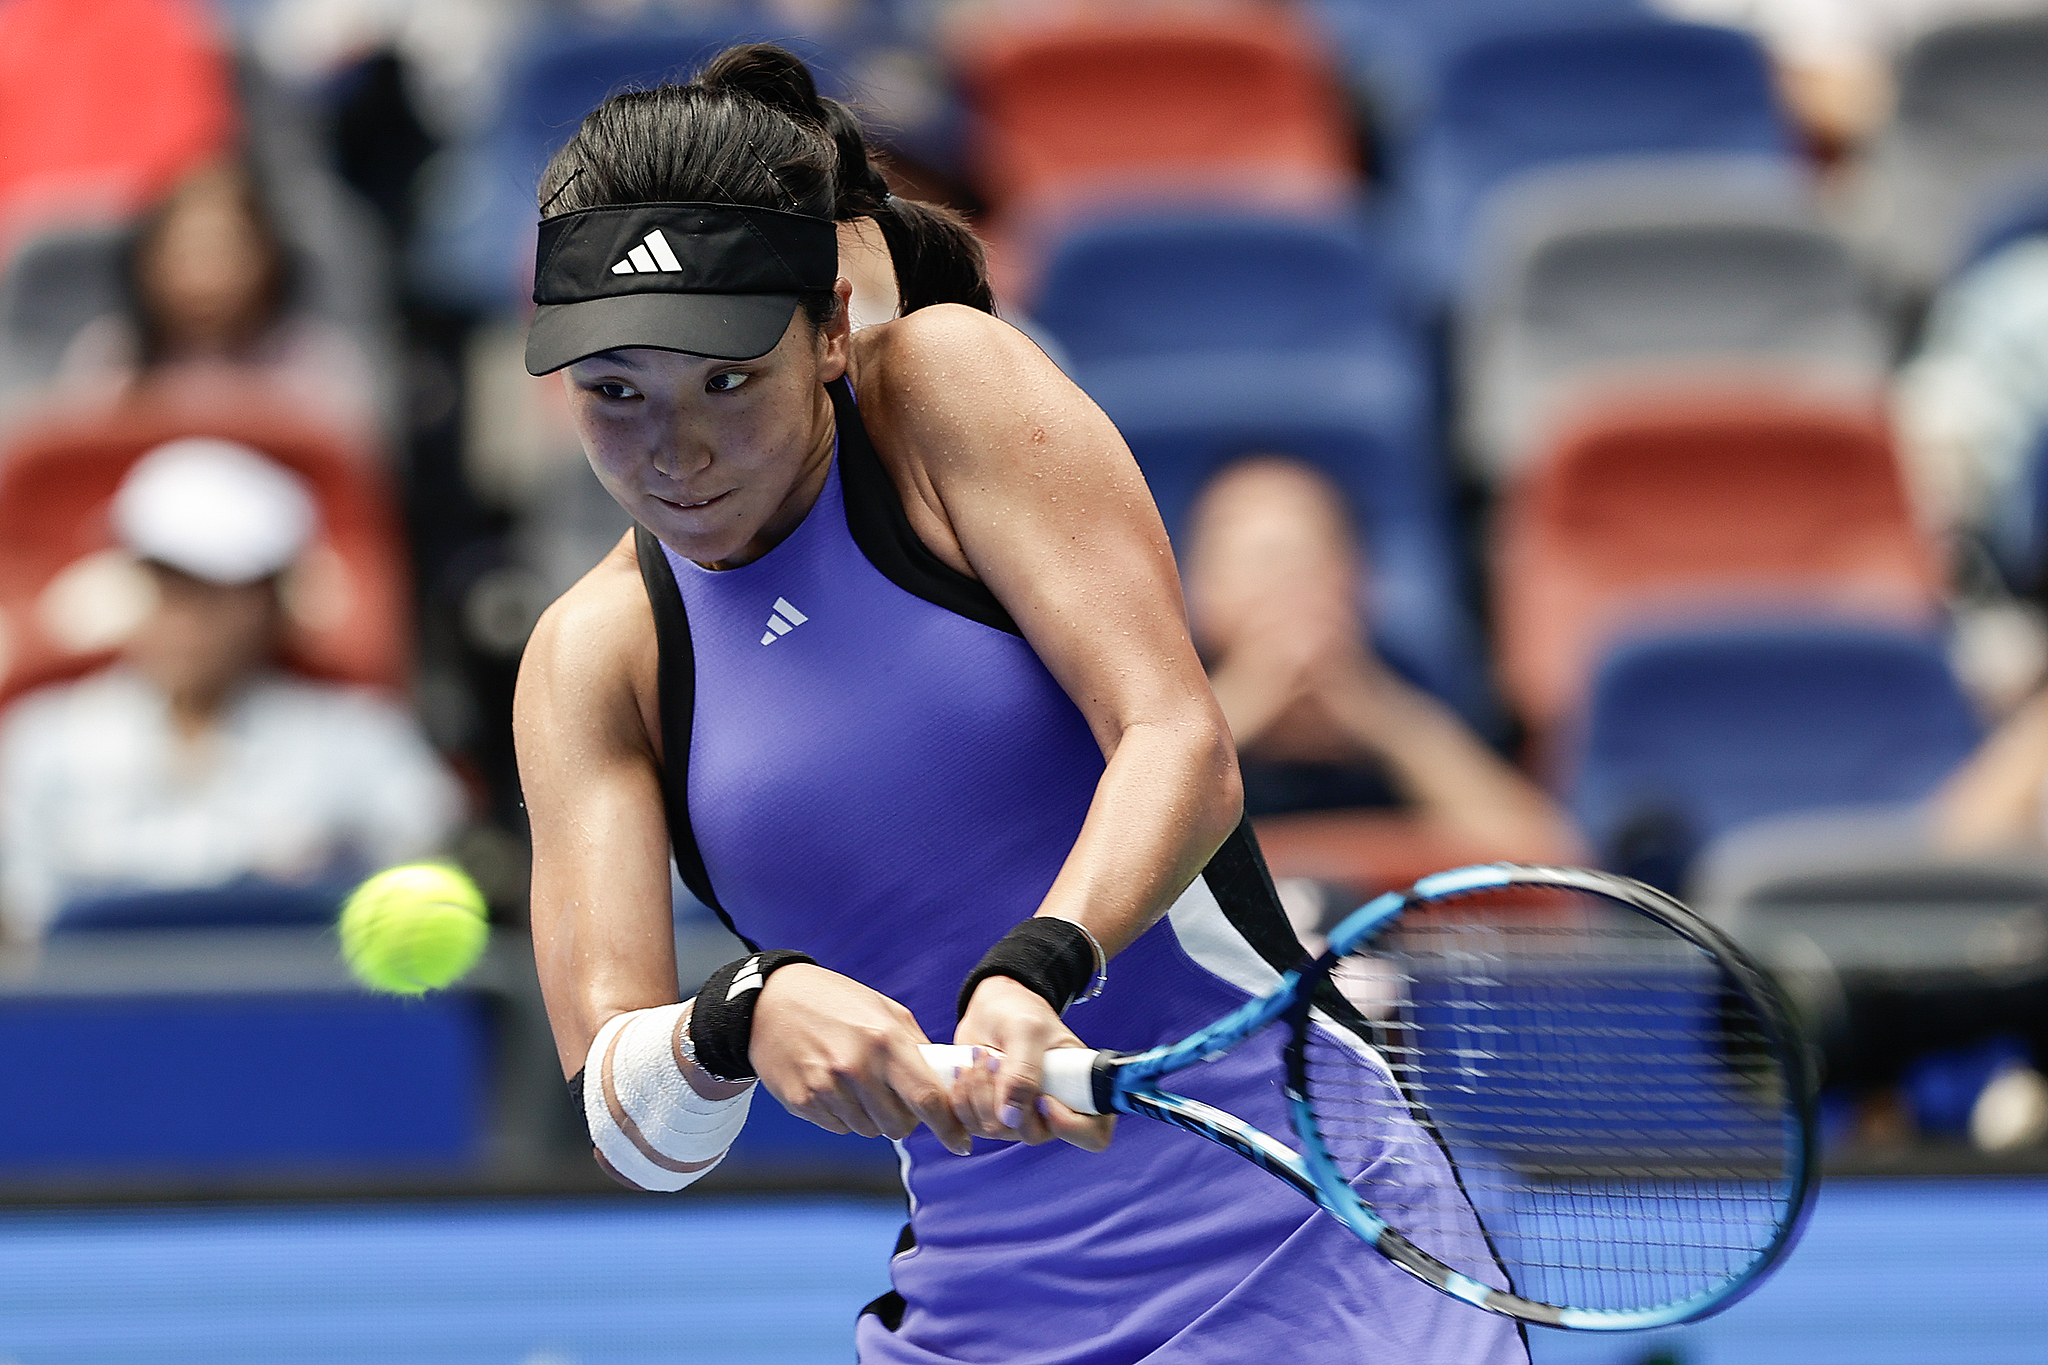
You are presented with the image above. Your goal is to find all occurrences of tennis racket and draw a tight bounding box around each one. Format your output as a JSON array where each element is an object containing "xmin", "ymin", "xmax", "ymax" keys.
[{"xmin": 922, "ymin": 863, "xmax": 1817, "ymax": 1332}]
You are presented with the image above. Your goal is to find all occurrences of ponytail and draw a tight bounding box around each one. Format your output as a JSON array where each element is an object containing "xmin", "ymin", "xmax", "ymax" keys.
[{"xmin": 697, "ymin": 44, "xmax": 994, "ymax": 317}]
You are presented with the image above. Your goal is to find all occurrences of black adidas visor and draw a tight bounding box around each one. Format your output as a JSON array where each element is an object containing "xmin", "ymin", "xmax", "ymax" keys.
[{"xmin": 524, "ymin": 202, "xmax": 839, "ymax": 375}]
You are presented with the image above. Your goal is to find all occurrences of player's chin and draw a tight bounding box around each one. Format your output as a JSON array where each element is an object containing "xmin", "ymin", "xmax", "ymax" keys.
[{"xmin": 641, "ymin": 492, "xmax": 746, "ymax": 556}]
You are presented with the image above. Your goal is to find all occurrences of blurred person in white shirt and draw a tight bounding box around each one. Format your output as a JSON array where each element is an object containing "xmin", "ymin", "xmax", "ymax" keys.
[{"xmin": 0, "ymin": 438, "xmax": 462, "ymax": 942}]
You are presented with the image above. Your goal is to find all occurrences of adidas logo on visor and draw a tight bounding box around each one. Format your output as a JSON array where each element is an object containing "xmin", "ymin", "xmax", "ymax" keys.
[
  {"xmin": 610, "ymin": 229, "xmax": 686, "ymax": 275},
  {"xmin": 760, "ymin": 597, "xmax": 808, "ymax": 645}
]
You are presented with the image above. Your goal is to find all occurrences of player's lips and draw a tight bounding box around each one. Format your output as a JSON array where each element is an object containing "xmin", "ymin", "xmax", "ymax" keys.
[{"xmin": 651, "ymin": 490, "xmax": 731, "ymax": 512}]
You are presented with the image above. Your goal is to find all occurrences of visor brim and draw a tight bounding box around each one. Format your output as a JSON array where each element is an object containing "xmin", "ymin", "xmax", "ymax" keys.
[{"xmin": 524, "ymin": 292, "xmax": 803, "ymax": 375}]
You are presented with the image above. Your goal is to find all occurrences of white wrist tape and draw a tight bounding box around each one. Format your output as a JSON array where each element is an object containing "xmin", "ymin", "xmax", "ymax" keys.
[{"xmin": 583, "ymin": 1003, "xmax": 756, "ymax": 1192}]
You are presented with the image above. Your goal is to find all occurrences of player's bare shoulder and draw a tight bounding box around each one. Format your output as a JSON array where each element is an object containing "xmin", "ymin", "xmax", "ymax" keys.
[
  {"xmin": 853, "ymin": 303, "xmax": 1057, "ymax": 424},
  {"xmin": 514, "ymin": 529, "xmax": 663, "ymax": 765}
]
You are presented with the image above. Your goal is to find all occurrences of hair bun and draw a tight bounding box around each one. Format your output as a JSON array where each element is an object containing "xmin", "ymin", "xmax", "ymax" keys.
[{"xmin": 699, "ymin": 43, "xmax": 828, "ymax": 126}]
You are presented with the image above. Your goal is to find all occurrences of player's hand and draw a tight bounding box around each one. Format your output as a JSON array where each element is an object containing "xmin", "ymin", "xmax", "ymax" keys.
[
  {"xmin": 749, "ymin": 964, "xmax": 973, "ymax": 1155},
  {"xmin": 954, "ymin": 975, "xmax": 1116, "ymax": 1153}
]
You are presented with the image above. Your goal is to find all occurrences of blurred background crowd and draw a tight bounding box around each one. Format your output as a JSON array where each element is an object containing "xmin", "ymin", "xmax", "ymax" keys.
[{"xmin": 4, "ymin": 0, "xmax": 2048, "ymax": 1195}]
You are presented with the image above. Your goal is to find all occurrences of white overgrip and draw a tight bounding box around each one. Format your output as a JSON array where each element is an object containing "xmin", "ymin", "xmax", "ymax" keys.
[{"xmin": 917, "ymin": 1043, "xmax": 1103, "ymax": 1115}]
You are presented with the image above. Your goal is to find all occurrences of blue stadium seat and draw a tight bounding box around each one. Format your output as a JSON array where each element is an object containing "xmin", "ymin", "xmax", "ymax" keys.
[
  {"xmin": 1031, "ymin": 213, "xmax": 1492, "ymax": 728},
  {"xmin": 1390, "ymin": 18, "xmax": 1795, "ymax": 297},
  {"xmin": 1304, "ymin": 0, "xmax": 1653, "ymax": 132},
  {"xmin": 1032, "ymin": 212, "xmax": 1406, "ymax": 363},
  {"xmin": 1567, "ymin": 624, "xmax": 1982, "ymax": 891}
]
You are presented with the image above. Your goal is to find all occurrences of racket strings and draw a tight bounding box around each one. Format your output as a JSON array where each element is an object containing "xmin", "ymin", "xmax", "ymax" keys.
[{"xmin": 1298, "ymin": 889, "xmax": 1798, "ymax": 1314}]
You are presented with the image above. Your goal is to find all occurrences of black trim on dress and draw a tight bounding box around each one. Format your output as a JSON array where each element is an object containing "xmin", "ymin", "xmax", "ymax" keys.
[
  {"xmin": 1199, "ymin": 818, "xmax": 1309, "ymax": 976},
  {"xmin": 634, "ymin": 524, "xmax": 755, "ymax": 950},
  {"xmin": 828, "ymin": 376, "xmax": 1020, "ymax": 636}
]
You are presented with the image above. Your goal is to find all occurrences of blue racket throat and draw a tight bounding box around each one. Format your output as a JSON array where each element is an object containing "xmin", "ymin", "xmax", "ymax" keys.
[{"xmin": 1066, "ymin": 863, "xmax": 1817, "ymax": 1332}]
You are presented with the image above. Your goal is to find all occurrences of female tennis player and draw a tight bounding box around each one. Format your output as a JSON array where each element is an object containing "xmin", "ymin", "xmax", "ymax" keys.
[{"xmin": 514, "ymin": 46, "xmax": 1524, "ymax": 1365}]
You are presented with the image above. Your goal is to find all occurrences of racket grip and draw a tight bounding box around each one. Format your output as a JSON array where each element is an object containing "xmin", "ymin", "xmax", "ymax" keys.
[{"xmin": 916, "ymin": 1044, "xmax": 1105, "ymax": 1115}]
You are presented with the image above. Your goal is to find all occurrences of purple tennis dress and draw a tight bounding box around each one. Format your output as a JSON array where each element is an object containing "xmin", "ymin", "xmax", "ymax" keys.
[{"xmin": 635, "ymin": 379, "xmax": 1526, "ymax": 1364}]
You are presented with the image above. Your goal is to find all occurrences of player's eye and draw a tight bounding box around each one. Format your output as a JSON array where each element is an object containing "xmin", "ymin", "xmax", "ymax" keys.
[
  {"xmin": 591, "ymin": 380, "xmax": 640, "ymax": 402},
  {"xmin": 706, "ymin": 371, "xmax": 751, "ymax": 394}
]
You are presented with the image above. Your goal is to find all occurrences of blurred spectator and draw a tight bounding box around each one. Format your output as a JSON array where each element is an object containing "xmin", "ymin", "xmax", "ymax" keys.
[
  {"xmin": 52, "ymin": 163, "xmax": 384, "ymax": 453},
  {"xmin": 1895, "ymin": 233, "xmax": 2048, "ymax": 537},
  {"xmin": 1655, "ymin": 0, "xmax": 2048, "ymax": 154},
  {"xmin": 0, "ymin": 438, "xmax": 462, "ymax": 943},
  {"xmin": 1934, "ymin": 682, "xmax": 2048, "ymax": 852},
  {"xmin": 1646, "ymin": 0, "xmax": 2048, "ymax": 153},
  {"xmin": 1181, "ymin": 457, "xmax": 1580, "ymax": 894}
]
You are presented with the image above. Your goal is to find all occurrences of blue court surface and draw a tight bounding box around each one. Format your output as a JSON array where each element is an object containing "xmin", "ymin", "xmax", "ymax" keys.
[{"xmin": 0, "ymin": 1179, "xmax": 2040, "ymax": 1364}]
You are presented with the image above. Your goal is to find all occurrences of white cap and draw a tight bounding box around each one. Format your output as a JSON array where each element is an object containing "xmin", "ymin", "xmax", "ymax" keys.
[{"xmin": 112, "ymin": 438, "xmax": 318, "ymax": 585}]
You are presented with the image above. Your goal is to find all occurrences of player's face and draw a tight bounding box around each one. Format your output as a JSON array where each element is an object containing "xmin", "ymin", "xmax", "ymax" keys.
[{"xmin": 562, "ymin": 296, "xmax": 850, "ymax": 568}]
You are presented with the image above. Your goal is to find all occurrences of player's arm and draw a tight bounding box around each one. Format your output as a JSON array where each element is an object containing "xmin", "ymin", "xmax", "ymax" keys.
[
  {"xmin": 516, "ymin": 536, "xmax": 971, "ymax": 1167},
  {"xmin": 858, "ymin": 307, "xmax": 1245, "ymax": 1145}
]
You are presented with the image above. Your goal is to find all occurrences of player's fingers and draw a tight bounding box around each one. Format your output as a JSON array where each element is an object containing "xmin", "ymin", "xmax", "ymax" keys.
[
  {"xmin": 996, "ymin": 1052, "xmax": 1055, "ymax": 1145},
  {"xmin": 960, "ymin": 1046, "xmax": 1022, "ymax": 1140},
  {"xmin": 1039, "ymin": 1096, "xmax": 1115, "ymax": 1153},
  {"xmin": 904, "ymin": 1053, "xmax": 975, "ymax": 1155},
  {"xmin": 812, "ymin": 1076, "xmax": 884, "ymax": 1139},
  {"xmin": 854, "ymin": 1083, "xmax": 922, "ymax": 1144}
]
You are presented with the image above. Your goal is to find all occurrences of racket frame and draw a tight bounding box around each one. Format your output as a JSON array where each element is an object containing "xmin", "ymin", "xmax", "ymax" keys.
[{"xmin": 1083, "ymin": 863, "xmax": 1819, "ymax": 1332}]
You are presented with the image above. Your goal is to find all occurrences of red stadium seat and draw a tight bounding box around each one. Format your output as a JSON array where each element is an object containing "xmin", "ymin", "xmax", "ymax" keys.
[
  {"xmin": 1492, "ymin": 391, "xmax": 1944, "ymax": 737},
  {"xmin": 953, "ymin": 6, "xmax": 1359, "ymax": 296},
  {"xmin": 0, "ymin": 0, "xmax": 235, "ymax": 257},
  {"xmin": 0, "ymin": 393, "xmax": 410, "ymax": 710}
]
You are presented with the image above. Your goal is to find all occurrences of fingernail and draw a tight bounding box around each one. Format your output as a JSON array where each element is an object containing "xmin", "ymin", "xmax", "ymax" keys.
[
  {"xmin": 984, "ymin": 1055, "xmax": 1001, "ymax": 1075},
  {"xmin": 998, "ymin": 1104, "xmax": 1021, "ymax": 1130},
  {"xmin": 1035, "ymin": 1096, "xmax": 1052, "ymax": 1117}
]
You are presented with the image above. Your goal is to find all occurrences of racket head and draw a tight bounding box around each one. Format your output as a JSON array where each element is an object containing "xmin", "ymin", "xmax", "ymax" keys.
[{"xmin": 1287, "ymin": 864, "xmax": 1818, "ymax": 1330}]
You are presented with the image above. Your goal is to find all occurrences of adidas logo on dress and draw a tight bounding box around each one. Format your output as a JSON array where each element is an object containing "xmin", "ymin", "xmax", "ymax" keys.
[
  {"xmin": 760, "ymin": 597, "xmax": 808, "ymax": 645},
  {"xmin": 611, "ymin": 229, "xmax": 686, "ymax": 276}
]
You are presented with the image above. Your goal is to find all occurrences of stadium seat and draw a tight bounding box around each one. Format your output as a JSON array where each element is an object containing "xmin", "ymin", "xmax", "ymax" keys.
[
  {"xmin": 1303, "ymin": 0, "xmax": 1654, "ymax": 134},
  {"xmin": 0, "ymin": 395, "xmax": 410, "ymax": 710},
  {"xmin": 1457, "ymin": 156, "xmax": 1883, "ymax": 476},
  {"xmin": 1852, "ymin": 14, "xmax": 2048, "ymax": 297},
  {"xmin": 955, "ymin": 9, "xmax": 1357, "ymax": 220},
  {"xmin": 1493, "ymin": 394, "xmax": 1944, "ymax": 733},
  {"xmin": 1033, "ymin": 213, "xmax": 1404, "ymax": 366},
  {"xmin": 1565, "ymin": 624, "xmax": 1981, "ymax": 890},
  {"xmin": 1392, "ymin": 18, "xmax": 1796, "ymax": 297},
  {"xmin": 1692, "ymin": 812, "xmax": 2046, "ymax": 1142},
  {"xmin": 952, "ymin": 8, "xmax": 1359, "ymax": 298},
  {"xmin": 1032, "ymin": 213, "xmax": 1492, "ymax": 726},
  {"xmin": 0, "ymin": 0, "xmax": 235, "ymax": 258}
]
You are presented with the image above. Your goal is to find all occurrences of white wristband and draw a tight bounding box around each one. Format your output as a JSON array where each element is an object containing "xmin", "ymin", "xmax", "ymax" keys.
[{"xmin": 584, "ymin": 1003, "xmax": 756, "ymax": 1192}]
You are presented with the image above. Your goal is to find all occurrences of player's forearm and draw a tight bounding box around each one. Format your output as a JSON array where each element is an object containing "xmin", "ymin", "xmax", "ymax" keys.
[{"xmin": 1032, "ymin": 712, "xmax": 1243, "ymax": 958}]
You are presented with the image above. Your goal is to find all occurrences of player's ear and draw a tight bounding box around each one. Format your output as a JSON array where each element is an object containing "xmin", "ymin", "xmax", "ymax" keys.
[{"xmin": 815, "ymin": 278, "xmax": 853, "ymax": 381}]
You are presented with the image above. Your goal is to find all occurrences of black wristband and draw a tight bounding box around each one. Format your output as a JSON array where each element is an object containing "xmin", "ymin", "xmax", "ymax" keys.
[
  {"xmin": 688, "ymin": 950, "xmax": 817, "ymax": 1082},
  {"xmin": 955, "ymin": 918, "xmax": 1101, "ymax": 1021}
]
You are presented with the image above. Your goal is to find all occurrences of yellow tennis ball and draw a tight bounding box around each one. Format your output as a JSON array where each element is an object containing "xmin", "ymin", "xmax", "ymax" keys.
[{"xmin": 338, "ymin": 862, "xmax": 489, "ymax": 995}]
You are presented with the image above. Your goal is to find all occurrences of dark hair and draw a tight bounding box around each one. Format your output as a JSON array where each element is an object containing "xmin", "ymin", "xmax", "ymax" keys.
[{"xmin": 536, "ymin": 44, "xmax": 994, "ymax": 325}]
